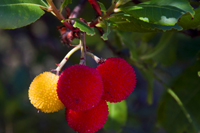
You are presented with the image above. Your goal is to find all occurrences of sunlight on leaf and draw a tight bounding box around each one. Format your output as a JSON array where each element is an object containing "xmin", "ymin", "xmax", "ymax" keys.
[
  {"xmin": 73, "ymin": 18, "xmax": 95, "ymax": 36},
  {"xmin": 0, "ymin": 0, "xmax": 45, "ymax": 29},
  {"xmin": 104, "ymin": 100, "xmax": 127, "ymax": 132}
]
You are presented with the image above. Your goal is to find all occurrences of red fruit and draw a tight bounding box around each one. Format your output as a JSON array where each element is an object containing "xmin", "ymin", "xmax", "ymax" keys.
[
  {"xmin": 65, "ymin": 100, "xmax": 108, "ymax": 133},
  {"xmin": 57, "ymin": 64, "xmax": 103, "ymax": 111},
  {"xmin": 96, "ymin": 57, "xmax": 136, "ymax": 102}
]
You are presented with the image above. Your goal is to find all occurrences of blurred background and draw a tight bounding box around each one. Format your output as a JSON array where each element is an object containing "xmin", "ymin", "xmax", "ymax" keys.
[{"xmin": 0, "ymin": 0, "xmax": 200, "ymax": 133}]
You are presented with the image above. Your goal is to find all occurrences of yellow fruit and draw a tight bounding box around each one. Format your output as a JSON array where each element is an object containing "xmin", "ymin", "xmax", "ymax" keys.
[{"xmin": 29, "ymin": 72, "xmax": 64, "ymax": 113}]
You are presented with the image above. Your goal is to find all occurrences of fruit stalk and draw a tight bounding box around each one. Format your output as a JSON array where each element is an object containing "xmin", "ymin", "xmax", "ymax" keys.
[
  {"xmin": 86, "ymin": 52, "xmax": 100, "ymax": 63},
  {"xmin": 55, "ymin": 45, "xmax": 81, "ymax": 74}
]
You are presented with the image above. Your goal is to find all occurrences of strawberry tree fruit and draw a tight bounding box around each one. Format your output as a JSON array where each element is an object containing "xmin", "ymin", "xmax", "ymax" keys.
[
  {"xmin": 28, "ymin": 72, "xmax": 64, "ymax": 113},
  {"xmin": 96, "ymin": 57, "xmax": 137, "ymax": 102},
  {"xmin": 57, "ymin": 64, "xmax": 104, "ymax": 111},
  {"xmin": 65, "ymin": 100, "xmax": 108, "ymax": 133}
]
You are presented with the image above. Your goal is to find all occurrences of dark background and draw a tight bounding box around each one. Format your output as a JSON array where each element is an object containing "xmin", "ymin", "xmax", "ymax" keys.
[{"xmin": 0, "ymin": 0, "xmax": 200, "ymax": 133}]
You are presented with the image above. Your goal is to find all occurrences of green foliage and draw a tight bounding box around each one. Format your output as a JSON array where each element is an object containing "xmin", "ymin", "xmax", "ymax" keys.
[
  {"xmin": 97, "ymin": 1, "xmax": 107, "ymax": 15},
  {"xmin": 107, "ymin": 0, "xmax": 195, "ymax": 32},
  {"xmin": 60, "ymin": 0, "xmax": 72, "ymax": 13},
  {"xmin": 0, "ymin": 0, "xmax": 46, "ymax": 29},
  {"xmin": 73, "ymin": 18, "xmax": 95, "ymax": 36},
  {"xmin": 108, "ymin": 13, "xmax": 183, "ymax": 32},
  {"xmin": 143, "ymin": 0, "xmax": 194, "ymax": 15},
  {"xmin": 101, "ymin": 20, "xmax": 111, "ymax": 40},
  {"xmin": 157, "ymin": 62, "xmax": 200, "ymax": 133},
  {"xmin": 140, "ymin": 32, "xmax": 175, "ymax": 60},
  {"xmin": 119, "ymin": 5, "xmax": 188, "ymax": 26},
  {"xmin": 104, "ymin": 100, "xmax": 127, "ymax": 132},
  {"xmin": 178, "ymin": 7, "xmax": 200, "ymax": 30},
  {"xmin": 117, "ymin": 0, "xmax": 131, "ymax": 6}
]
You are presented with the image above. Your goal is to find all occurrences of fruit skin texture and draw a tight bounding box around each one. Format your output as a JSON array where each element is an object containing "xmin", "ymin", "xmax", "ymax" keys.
[
  {"xmin": 65, "ymin": 100, "xmax": 108, "ymax": 133},
  {"xmin": 28, "ymin": 72, "xmax": 64, "ymax": 113},
  {"xmin": 96, "ymin": 57, "xmax": 136, "ymax": 102},
  {"xmin": 57, "ymin": 64, "xmax": 103, "ymax": 111}
]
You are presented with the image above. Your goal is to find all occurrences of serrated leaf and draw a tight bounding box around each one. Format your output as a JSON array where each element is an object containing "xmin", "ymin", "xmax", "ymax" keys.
[
  {"xmin": 101, "ymin": 20, "xmax": 111, "ymax": 40},
  {"xmin": 97, "ymin": 1, "xmax": 106, "ymax": 15},
  {"xmin": 178, "ymin": 7, "xmax": 200, "ymax": 30},
  {"xmin": 104, "ymin": 100, "xmax": 127, "ymax": 132},
  {"xmin": 143, "ymin": 0, "xmax": 194, "ymax": 16},
  {"xmin": 0, "ymin": 0, "xmax": 46, "ymax": 29},
  {"xmin": 109, "ymin": 13, "xmax": 182, "ymax": 32},
  {"xmin": 60, "ymin": 0, "xmax": 72, "ymax": 12},
  {"xmin": 119, "ymin": 4, "xmax": 189, "ymax": 26},
  {"xmin": 73, "ymin": 19, "xmax": 95, "ymax": 36},
  {"xmin": 157, "ymin": 61, "xmax": 200, "ymax": 133}
]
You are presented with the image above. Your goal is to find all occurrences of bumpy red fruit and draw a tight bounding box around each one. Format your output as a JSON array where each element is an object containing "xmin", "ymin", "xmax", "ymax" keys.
[
  {"xmin": 65, "ymin": 100, "xmax": 108, "ymax": 133},
  {"xmin": 96, "ymin": 57, "xmax": 136, "ymax": 102},
  {"xmin": 57, "ymin": 64, "xmax": 103, "ymax": 111}
]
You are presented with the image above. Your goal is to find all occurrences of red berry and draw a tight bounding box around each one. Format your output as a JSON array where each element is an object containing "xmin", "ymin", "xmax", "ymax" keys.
[
  {"xmin": 57, "ymin": 64, "xmax": 103, "ymax": 111},
  {"xmin": 65, "ymin": 100, "xmax": 108, "ymax": 133},
  {"xmin": 96, "ymin": 57, "xmax": 136, "ymax": 102}
]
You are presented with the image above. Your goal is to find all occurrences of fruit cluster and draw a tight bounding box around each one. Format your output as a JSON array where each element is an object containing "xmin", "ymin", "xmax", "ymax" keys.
[{"xmin": 29, "ymin": 57, "xmax": 136, "ymax": 133}]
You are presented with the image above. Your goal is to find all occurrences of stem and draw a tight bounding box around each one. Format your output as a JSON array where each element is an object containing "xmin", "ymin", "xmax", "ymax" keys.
[
  {"xmin": 79, "ymin": 32, "xmax": 87, "ymax": 65},
  {"xmin": 154, "ymin": 74, "xmax": 198, "ymax": 132},
  {"xmin": 48, "ymin": 0, "xmax": 74, "ymax": 31},
  {"xmin": 86, "ymin": 52, "xmax": 100, "ymax": 63},
  {"xmin": 55, "ymin": 45, "xmax": 81, "ymax": 74},
  {"xmin": 69, "ymin": 0, "xmax": 87, "ymax": 19},
  {"xmin": 89, "ymin": 1, "xmax": 117, "ymax": 27},
  {"xmin": 167, "ymin": 88, "xmax": 197, "ymax": 132}
]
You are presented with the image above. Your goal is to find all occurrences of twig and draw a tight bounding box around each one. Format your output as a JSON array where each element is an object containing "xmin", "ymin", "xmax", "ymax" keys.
[
  {"xmin": 48, "ymin": 0, "xmax": 74, "ymax": 31},
  {"xmin": 79, "ymin": 32, "xmax": 87, "ymax": 65},
  {"xmin": 86, "ymin": 52, "xmax": 100, "ymax": 63},
  {"xmin": 54, "ymin": 45, "xmax": 81, "ymax": 75},
  {"xmin": 69, "ymin": 0, "xmax": 88, "ymax": 19},
  {"xmin": 89, "ymin": 1, "xmax": 117, "ymax": 27}
]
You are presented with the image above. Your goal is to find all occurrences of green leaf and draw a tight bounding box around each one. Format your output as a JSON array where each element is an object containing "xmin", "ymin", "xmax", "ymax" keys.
[
  {"xmin": 143, "ymin": 0, "xmax": 194, "ymax": 16},
  {"xmin": 109, "ymin": 13, "xmax": 183, "ymax": 32},
  {"xmin": 198, "ymin": 71, "xmax": 200, "ymax": 77},
  {"xmin": 101, "ymin": 20, "xmax": 111, "ymax": 40},
  {"xmin": 119, "ymin": 4, "xmax": 191, "ymax": 26},
  {"xmin": 157, "ymin": 61, "xmax": 200, "ymax": 133},
  {"xmin": 0, "ymin": 0, "xmax": 46, "ymax": 29},
  {"xmin": 97, "ymin": 1, "xmax": 107, "ymax": 15},
  {"xmin": 104, "ymin": 100, "xmax": 127, "ymax": 132},
  {"xmin": 117, "ymin": 0, "xmax": 131, "ymax": 6},
  {"xmin": 115, "ymin": 31, "xmax": 138, "ymax": 60},
  {"xmin": 178, "ymin": 7, "xmax": 200, "ymax": 30},
  {"xmin": 60, "ymin": 0, "xmax": 72, "ymax": 13},
  {"xmin": 73, "ymin": 18, "xmax": 95, "ymax": 36},
  {"xmin": 140, "ymin": 32, "xmax": 175, "ymax": 60}
]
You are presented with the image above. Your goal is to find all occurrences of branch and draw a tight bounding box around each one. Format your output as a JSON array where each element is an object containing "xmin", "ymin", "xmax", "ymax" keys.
[
  {"xmin": 89, "ymin": 2, "xmax": 117, "ymax": 27},
  {"xmin": 48, "ymin": 0, "xmax": 74, "ymax": 31},
  {"xmin": 69, "ymin": 0, "xmax": 88, "ymax": 19},
  {"xmin": 79, "ymin": 32, "xmax": 87, "ymax": 65}
]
